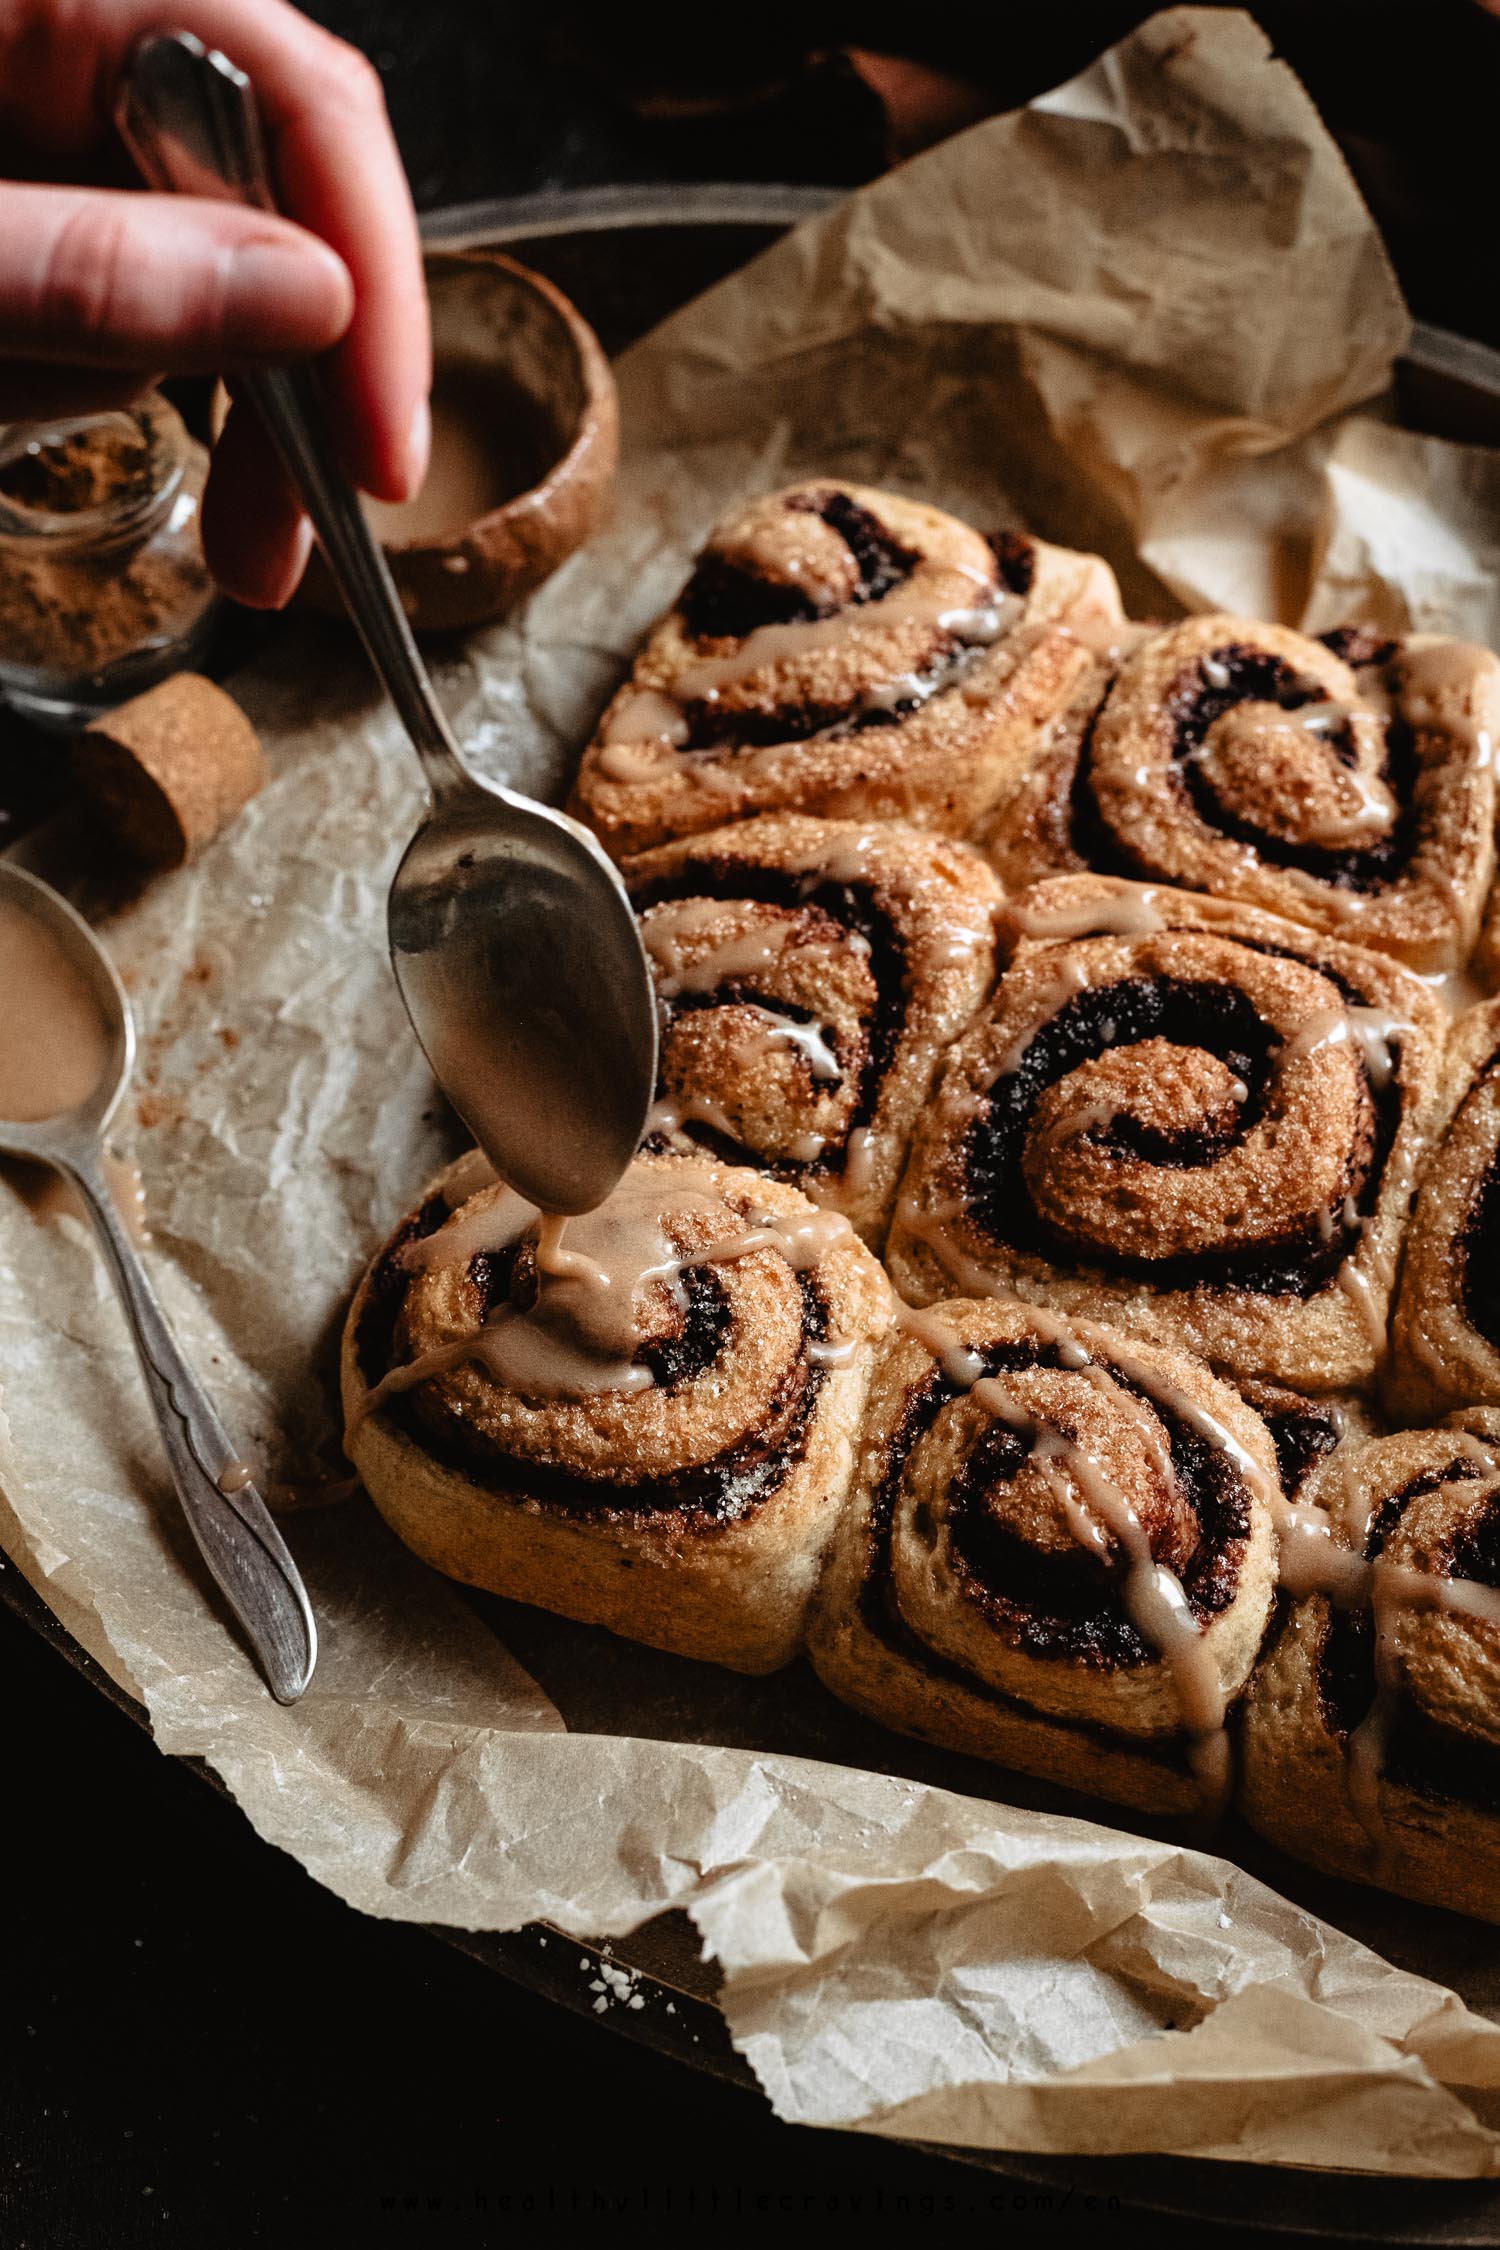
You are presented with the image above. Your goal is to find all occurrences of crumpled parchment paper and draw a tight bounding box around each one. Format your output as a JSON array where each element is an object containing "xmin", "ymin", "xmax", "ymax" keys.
[{"xmin": 5, "ymin": 3, "xmax": 1500, "ymax": 2179}]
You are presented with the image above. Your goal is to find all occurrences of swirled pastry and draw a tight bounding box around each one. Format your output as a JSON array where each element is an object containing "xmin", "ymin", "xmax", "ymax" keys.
[
  {"xmin": 807, "ymin": 1295, "xmax": 1281, "ymax": 1815},
  {"xmin": 1241, "ymin": 1414, "xmax": 1500, "ymax": 1923},
  {"xmin": 986, "ymin": 619, "xmax": 1500, "ymax": 977},
  {"xmin": 570, "ymin": 481, "xmax": 1124, "ymax": 858},
  {"xmin": 885, "ymin": 875, "xmax": 1446, "ymax": 1391},
  {"xmin": 342, "ymin": 1151, "xmax": 891, "ymax": 1673},
  {"xmin": 1390, "ymin": 996, "xmax": 1500, "ymax": 1420},
  {"xmin": 627, "ymin": 814, "xmax": 1003, "ymax": 1246}
]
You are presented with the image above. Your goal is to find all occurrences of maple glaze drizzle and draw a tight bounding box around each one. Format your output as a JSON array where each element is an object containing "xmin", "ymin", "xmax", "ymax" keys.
[
  {"xmin": 360, "ymin": 1162, "xmax": 858, "ymax": 1422},
  {"xmin": 891, "ymin": 1213, "xmax": 1500, "ymax": 1837},
  {"xmin": 599, "ymin": 553, "xmax": 1008, "ymax": 760},
  {"xmin": 891, "ymin": 1298, "xmax": 1246, "ymax": 1811}
]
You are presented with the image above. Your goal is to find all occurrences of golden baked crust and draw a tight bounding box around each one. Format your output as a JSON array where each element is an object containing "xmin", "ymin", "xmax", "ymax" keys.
[
  {"xmin": 985, "ymin": 618, "xmax": 1500, "ymax": 978},
  {"xmin": 1241, "ymin": 1415, "xmax": 1500, "ymax": 1924},
  {"xmin": 337, "ymin": 469, "xmax": 1500, "ymax": 1921},
  {"xmin": 625, "ymin": 813, "xmax": 1003, "ymax": 1248},
  {"xmin": 807, "ymin": 1295, "xmax": 1281, "ymax": 1815},
  {"xmin": 570, "ymin": 481, "xmax": 1123, "ymax": 858},
  {"xmin": 978, "ymin": 628, "xmax": 1146, "ymax": 885},
  {"xmin": 1390, "ymin": 996, "xmax": 1500, "ymax": 1420},
  {"xmin": 342, "ymin": 1152, "xmax": 892, "ymax": 1673},
  {"xmin": 886, "ymin": 874, "xmax": 1447, "ymax": 1391}
]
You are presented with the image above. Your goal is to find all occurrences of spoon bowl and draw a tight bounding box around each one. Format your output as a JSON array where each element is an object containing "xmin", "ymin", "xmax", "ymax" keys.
[
  {"xmin": 0, "ymin": 863, "xmax": 131, "ymax": 1151},
  {"xmin": 0, "ymin": 863, "xmax": 317, "ymax": 1702},
  {"xmin": 389, "ymin": 792, "xmax": 658, "ymax": 1214}
]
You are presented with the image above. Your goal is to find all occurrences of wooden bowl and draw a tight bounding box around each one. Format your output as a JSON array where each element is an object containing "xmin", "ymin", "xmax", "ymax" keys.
[{"xmin": 297, "ymin": 250, "xmax": 617, "ymax": 632}]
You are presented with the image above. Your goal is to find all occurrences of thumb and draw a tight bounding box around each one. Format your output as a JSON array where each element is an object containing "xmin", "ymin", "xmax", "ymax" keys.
[{"xmin": 0, "ymin": 181, "xmax": 354, "ymax": 374}]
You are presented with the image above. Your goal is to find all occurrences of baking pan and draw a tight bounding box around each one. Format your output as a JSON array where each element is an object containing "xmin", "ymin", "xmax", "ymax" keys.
[{"xmin": 7, "ymin": 181, "xmax": 1500, "ymax": 2242}]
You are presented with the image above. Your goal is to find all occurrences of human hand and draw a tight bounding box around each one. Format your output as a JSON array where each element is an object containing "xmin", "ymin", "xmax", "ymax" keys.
[{"xmin": 0, "ymin": 0, "xmax": 430, "ymax": 606}]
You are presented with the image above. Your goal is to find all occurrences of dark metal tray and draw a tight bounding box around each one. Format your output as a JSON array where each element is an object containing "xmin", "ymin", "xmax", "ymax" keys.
[{"xmin": 9, "ymin": 181, "xmax": 1500, "ymax": 2244}]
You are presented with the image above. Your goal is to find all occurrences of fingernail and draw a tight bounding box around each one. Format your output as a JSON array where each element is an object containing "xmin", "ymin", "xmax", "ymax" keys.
[
  {"xmin": 268, "ymin": 515, "xmax": 314, "ymax": 611},
  {"xmin": 404, "ymin": 393, "xmax": 431, "ymax": 500},
  {"xmin": 223, "ymin": 238, "xmax": 353, "ymax": 356}
]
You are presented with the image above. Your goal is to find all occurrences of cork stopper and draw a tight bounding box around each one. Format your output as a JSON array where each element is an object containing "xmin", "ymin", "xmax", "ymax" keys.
[{"xmin": 75, "ymin": 673, "xmax": 266, "ymax": 868}]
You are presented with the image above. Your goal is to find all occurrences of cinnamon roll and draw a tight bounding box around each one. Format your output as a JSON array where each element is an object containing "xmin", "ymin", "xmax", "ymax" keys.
[
  {"xmin": 1390, "ymin": 996, "xmax": 1500, "ymax": 1420},
  {"xmin": 570, "ymin": 481, "xmax": 1124, "ymax": 859},
  {"xmin": 988, "ymin": 618, "xmax": 1500, "ymax": 977},
  {"xmin": 807, "ymin": 1295, "xmax": 1281, "ymax": 1815},
  {"xmin": 1241, "ymin": 1414, "xmax": 1500, "ymax": 1923},
  {"xmin": 626, "ymin": 814, "xmax": 1003, "ymax": 1247},
  {"xmin": 885, "ymin": 875, "xmax": 1445, "ymax": 1391},
  {"xmin": 341, "ymin": 1150, "xmax": 891, "ymax": 1673}
]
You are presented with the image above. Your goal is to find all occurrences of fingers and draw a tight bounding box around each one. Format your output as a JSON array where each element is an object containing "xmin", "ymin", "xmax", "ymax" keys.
[
  {"xmin": 10, "ymin": 0, "xmax": 432, "ymax": 505},
  {"xmin": 200, "ymin": 396, "xmax": 312, "ymax": 610},
  {"xmin": 0, "ymin": 182, "xmax": 354, "ymax": 374},
  {"xmin": 257, "ymin": 34, "xmax": 431, "ymax": 502},
  {"xmin": 0, "ymin": 364, "xmax": 156, "ymax": 419}
]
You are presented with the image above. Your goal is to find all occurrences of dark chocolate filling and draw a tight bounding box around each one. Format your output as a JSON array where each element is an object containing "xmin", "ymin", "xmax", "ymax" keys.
[
  {"xmin": 1312, "ymin": 1456, "xmax": 1500, "ymax": 1815},
  {"xmin": 356, "ymin": 1207, "xmax": 831, "ymax": 1527},
  {"xmin": 629, "ymin": 857, "xmax": 909, "ymax": 1185},
  {"xmin": 1073, "ymin": 642, "xmax": 1418, "ymax": 893},
  {"xmin": 795, "ymin": 488, "xmax": 918, "ymax": 604},
  {"xmin": 1318, "ymin": 627, "xmax": 1399, "ymax": 669},
  {"xmin": 1450, "ymin": 1497, "xmax": 1500, "ymax": 1591},
  {"xmin": 1257, "ymin": 1398, "xmax": 1344, "ymax": 1500},
  {"xmin": 1316, "ymin": 1603, "xmax": 1373, "ymax": 1743},
  {"xmin": 1364, "ymin": 1459, "xmax": 1482, "ymax": 1561},
  {"xmin": 355, "ymin": 1193, "xmax": 450, "ymax": 1380},
  {"xmin": 1315, "ymin": 1603, "xmax": 1500, "ymax": 1817},
  {"xmin": 678, "ymin": 555, "xmax": 820, "ymax": 642},
  {"xmin": 1066, "ymin": 699, "xmax": 1136, "ymax": 876},
  {"xmin": 670, "ymin": 487, "xmax": 992, "ymax": 753},
  {"xmin": 678, "ymin": 487, "xmax": 917, "ymax": 643},
  {"xmin": 945, "ymin": 1378, "xmax": 1248, "ymax": 1662},
  {"xmin": 986, "ymin": 529, "xmax": 1037, "ymax": 597},
  {"xmin": 852, "ymin": 1339, "xmax": 1253, "ymax": 1765},
  {"xmin": 677, "ymin": 694, "xmax": 884, "ymax": 753},
  {"xmin": 1172, "ymin": 648, "xmax": 1416, "ymax": 892},
  {"xmin": 960, "ymin": 958, "xmax": 1396, "ymax": 1298}
]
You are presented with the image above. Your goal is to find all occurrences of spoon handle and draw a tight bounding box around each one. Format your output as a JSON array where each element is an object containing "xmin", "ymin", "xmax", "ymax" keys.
[
  {"xmin": 67, "ymin": 1155, "xmax": 317, "ymax": 1704},
  {"xmin": 115, "ymin": 28, "xmax": 467, "ymax": 806}
]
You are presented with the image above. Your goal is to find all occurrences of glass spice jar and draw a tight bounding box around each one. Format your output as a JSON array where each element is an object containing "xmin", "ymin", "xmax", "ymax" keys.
[{"xmin": 0, "ymin": 392, "xmax": 219, "ymax": 730}]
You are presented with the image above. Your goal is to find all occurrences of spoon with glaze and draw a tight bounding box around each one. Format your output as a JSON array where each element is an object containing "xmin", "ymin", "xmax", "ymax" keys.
[
  {"xmin": 116, "ymin": 30, "xmax": 658, "ymax": 1217},
  {"xmin": 0, "ymin": 863, "xmax": 316, "ymax": 1703}
]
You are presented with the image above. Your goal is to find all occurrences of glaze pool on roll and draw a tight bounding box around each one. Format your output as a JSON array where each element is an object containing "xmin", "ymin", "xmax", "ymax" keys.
[{"xmin": 342, "ymin": 1150, "xmax": 892, "ymax": 1674}]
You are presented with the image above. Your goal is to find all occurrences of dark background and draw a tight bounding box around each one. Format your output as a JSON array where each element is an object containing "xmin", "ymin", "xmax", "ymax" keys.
[{"xmin": 4, "ymin": 5, "xmax": 1496, "ymax": 2243}]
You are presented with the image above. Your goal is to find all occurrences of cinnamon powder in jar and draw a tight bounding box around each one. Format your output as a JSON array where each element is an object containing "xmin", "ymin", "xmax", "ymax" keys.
[{"xmin": 0, "ymin": 395, "xmax": 218, "ymax": 730}]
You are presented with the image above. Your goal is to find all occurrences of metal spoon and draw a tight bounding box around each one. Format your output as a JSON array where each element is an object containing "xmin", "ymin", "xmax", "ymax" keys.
[
  {"xmin": 0, "ymin": 864, "xmax": 316, "ymax": 1702},
  {"xmin": 116, "ymin": 30, "xmax": 658, "ymax": 1217}
]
